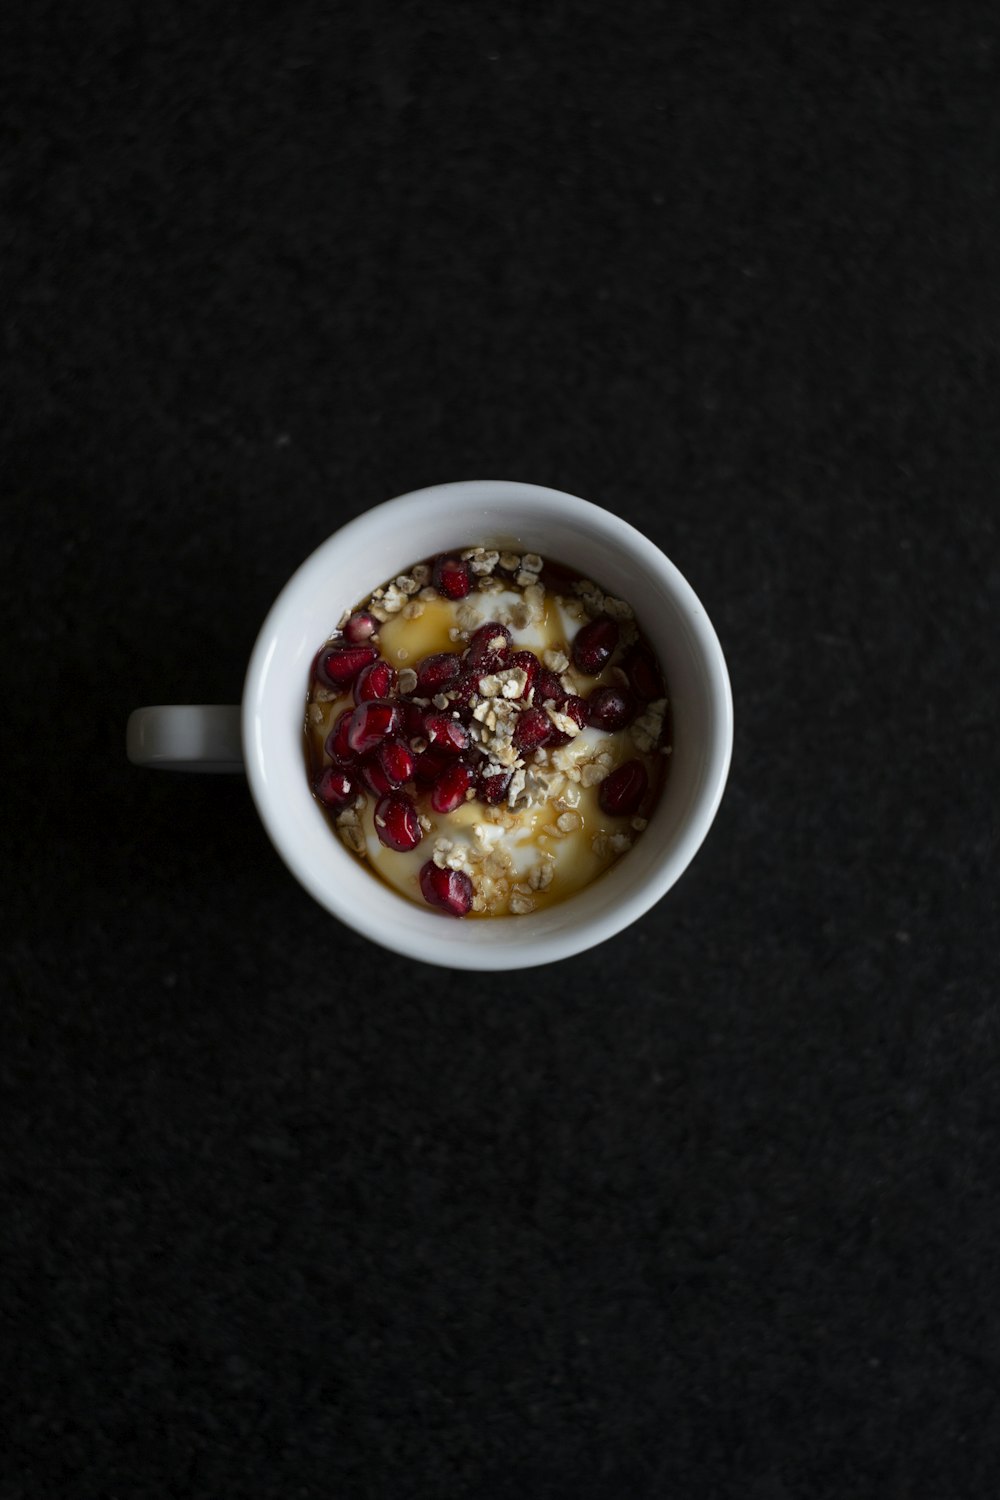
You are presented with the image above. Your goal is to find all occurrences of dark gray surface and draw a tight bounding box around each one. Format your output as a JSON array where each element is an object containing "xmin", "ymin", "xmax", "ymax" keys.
[{"xmin": 3, "ymin": 5, "xmax": 998, "ymax": 1496}]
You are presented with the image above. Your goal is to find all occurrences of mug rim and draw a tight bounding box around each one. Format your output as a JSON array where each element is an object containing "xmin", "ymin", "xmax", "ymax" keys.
[{"xmin": 242, "ymin": 480, "xmax": 733, "ymax": 969}]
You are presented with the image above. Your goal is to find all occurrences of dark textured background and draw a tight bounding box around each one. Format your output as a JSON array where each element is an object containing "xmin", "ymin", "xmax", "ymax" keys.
[{"xmin": 3, "ymin": 4, "xmax": 998, "ymax": 1496}]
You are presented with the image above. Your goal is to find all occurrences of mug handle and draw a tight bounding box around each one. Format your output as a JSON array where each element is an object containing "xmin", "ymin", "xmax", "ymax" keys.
[{"xmin": 126, "ymin": 705, "xmax": 244, "ymax": 773}]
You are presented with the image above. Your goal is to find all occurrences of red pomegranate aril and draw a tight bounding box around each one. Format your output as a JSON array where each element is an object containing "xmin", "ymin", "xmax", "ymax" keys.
[
  {"xmin": 599, "ymin": 759, "xmax": 649, "ymax": 817},
  {"xmin": 419, "ymin": 861, "xmax": 474, "ymax": 917},
  {"xmin": 413, "ymin": 748, "xmax": 449, "ymax": 784},
  {"xmin": 318, "ymin": 642, "xmax": 379, "ymax": 689},
  {"xmin": 432, "ymin": 554, "xmax": 473, "ymax": 600},
  {"xmin": 586, "ymin": 685, "xmax": 637, "ymax": 732},
  {"xmin": 546, "ymin": 693, "xmax": 588, "ymax": 745},
  {"xmin": 400, "ymin": 699, "xmax": 426, "ymax": 737},
  {"xmin": 361, "ymin": 757, "xmax": 393, "ymax": 797},
  {"xmin": 466, "ymin": 621, "xmax": 512, "ymax": 673},
  {"xmin": 477, "ymin": 764, "xmax": 513, "ymax": 805},
  {"xmin": 374, "ymin": 793, "xmax": 423, "ymax": 852},
  {"xmin": 416, "ymin": 652, "xmax": 462, "ymax": 695},
  {"xmin": 347, "ymin": 699, "xmax": 401, "ymax": 755},
  {"xmin": 343, "ymin": 611, "xmax": 379, "ymax": 644},
  {"xmin": 572, "ymin": 616, "xmax": 620, "ymax": 675},
  {"xmin": 354, "ymin": 658, "xmax": 398, "ymax": 704},
  {"xmin": 626, "ymin": 646, "xmax": 665, "ymax": 702},
  {"xmin": 430, "ymin": 759, "xmax": 476, "ymax": 814},
  {"xmin": 378, "ymin": 737, "xmax": 416, "ymax": 786},
  {"xmin": 512, "ymin": 706, "xmax": 553, "ymax": 754},
  {"xmin": 424, "ymin": 714, "xmax": 471, "ymax": 755},
  {"xmin": 325, "ymin": 708, "xmax": 356, "ymax": 765},
  {"xmin": 446, "ymin": 671, "xmax": 479, "ymax": 712},
  {"xmin": 536, "ymin": 668, "xmax": 567, "ymax": 705},
  {"xmin": 313, "ymin": 766, "xmax": 356, "ymax": 810},
  {"xmin": 511, "ymin": 650, "xmax": 540, "ymax": 698}
]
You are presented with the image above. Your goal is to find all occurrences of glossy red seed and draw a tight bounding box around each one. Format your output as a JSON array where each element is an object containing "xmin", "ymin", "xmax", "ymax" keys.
[
  {"xmin": 424, "ymin": 714, "xmax": 471, "ymax": 754},
  {"xmin": 378, "ymin": 738, "xmax": 416, "ymax": 786},
  {"xmin": 546, "ymin": 693, "xmax": 588, "ymax": 745},
  {"xmin": 535, "ymin": 668, "xmax": 567, "ymax": 705},
  {"xmin": 374, "ymin": 793, "xmax": 423, "ymax": 852},
  {"xmin": 343, "ymin": 611, "xmax": 379, "ymax": 644},
  {"xmin": 413, "ymin": 748, "xmax": 449, "ymax": 784},
  {"xmin": 572, "ymin": 616, "xmax": 620, "ymax": 675},
  {"xmin": 354, "ymin": 658, "xmax": 397, "ymax": 703},
  {"xmin": 598, "ymin": 759, "xmax": 649, "ymax": 817},
  {"xmin": 510, "ymin": 650, "xmax": 540, "ymax": 698},
  {"xmin": 361, "ymin": 757, "xmax": 393, "ymax": 796},
  {"xmin": 347, "ymin": 699, "xmax": 401, "ymax": 755},
  {"xmin": 512, "ymin": 706, "xmax": 553, "ymax": 754},
  {"xmin": 466, "ymin": 621, "xmax": 512, "ymax": 673},
  {"xmin": 430, "ymin": 759, "xmax": 476, "ymax": 814},
  {"xmin": 445, "ymin": 672, "xmax": 479, "ymax": 713},
  {"xmin": 432, "ymin": 555, "xmax": 472, "ymax": 600},
  {"xmin": 419, "ymin": 861, "xmax": 474, "ymax": 917},
  {"xmin": 313, "ymin": 766, "xmax": 356, "ymax": 809},
  {"xmin": 625, "ymin": 646, "xmax": 665, "ymax": 702},
  {"xmin": 416, "ymin": 652, "xmax": 463, "ymax": 695},
  {"xmin": 325, "ymin": 708, "xmax": 356, "ymax": 765},
  {"xmin": 586, "ymin": 685, "xmax": 637, "ymax": 732},
  {"xmin": 318, "ymin": 643, "xmax": 379, "ymax": 688},
  {"xmin": 477, "ymin": 764, "xmax": 513, "ymax": 805},
  {"xmin": 399, "ymin": 699, "xmax": 426, "ymax": 737}
]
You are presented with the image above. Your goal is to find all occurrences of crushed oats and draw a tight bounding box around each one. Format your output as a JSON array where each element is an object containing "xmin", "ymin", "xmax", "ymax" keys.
[
  {"xmin": 556, "ymin": 811, "xmax": 582, "ymax": 833},
  {"xmin": 398, "ymin": 668, "xmax": 418, "ymax": 694},
  {"xmin": 418, "ymin": 586, "xmax": 439, "ymax": 602},
  {"xmin": 543, "ymin": 649, "xmax": 569, "ymax": 673},
  {"xmin": 401, "ymin": 601, "xmax": 424, "ymax": 620},
  {"xmin": 499, "ymin": 551, "xmax": 521, "ymax": 571},
  {"xmin": 395, "ymin": 574, "xmax": 419, "ymax": 595},
  {"xmin": 631, "ymin": 816, "xmax": 648, "ymax": 831},
  {"xmin": 631, "ymin": 699, "xmax": 667, "ymax": 754},
  {"xmin": 470, "ymin": 550, "xmax": 500, "ymax": 576},
  {"xmin": 520, "ymin": 553, "xmax": 543, "ymax": 573}
]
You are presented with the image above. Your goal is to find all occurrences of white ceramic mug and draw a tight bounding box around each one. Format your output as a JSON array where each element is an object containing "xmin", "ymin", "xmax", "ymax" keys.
[{"xmin": 127, "ymin": 480, "xmax": 733, "ymax": 969}]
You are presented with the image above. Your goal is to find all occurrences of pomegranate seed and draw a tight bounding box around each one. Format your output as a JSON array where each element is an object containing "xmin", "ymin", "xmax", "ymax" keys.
[
  {"xmin": 586, "ymin": 685, "xmax": 637, "ymax": 732},
  {"xmin": 599, "ymin": 759, "xmax": 649, "ymax": 817},
  {"xmin": 512, "ymin": 706, "xmax": 553, "ymax": 754},
  {"xmin": 510, "ymin": 650, "xmax": 540, "ymax": 699},
  {"xmin": 546, "ymin": 694, "xmax": 588, "ymax": 745},
  {"xmin": 625, "ymin": 646, "xmax": 665, "ymax": 702},
  {"xmin": 572, "ymin": 616, "xmax": 620, "ymax": 675},
  {"xmin": 413, "ymin": 747, "xmax": 449, "ymax": 784},
  {"xmin": 347, "ymin": 699, "xmax": 401, "ymax": 755},
  {"xmin": 466, "ymin": 621, "xmax": 512, "ymax": 673},
  {"xmin": 419, "ymin": 861, "xmax": 474, "ymax": 917},
  {"xmin": 378, "ymin": 737, "xmax": 416, "ymax": 786},
  {"xmin": 313, "ymin": 766, "xmax": 356, "ymax": 809},
  {"xmin": 318, "ymin": 642, "xmax": 378, "ymax": 688},
  {"xmin": 424, "ymin": 714, "xmax": 471, "ymax": 755},
  {"xmin": 535, "ymin": 667, "xmax": 567, "ymax": 705},
  {"xmin": 416, "ymin": 652, "xmax": 462, "ymax": 695},
  {"xmin": 325, "ymin": 708, "xmax": 356, "ymax": 765},
  {"xmin": 374, "ymin": 792, "xmax": 423, "ymax": 852},
  {"xmin": 445, "ymin": 671, "xmax": 479, "ymax": 713},
  {"xmin": 354, "ymin": 658, "xmax": 398, "ymax": 703},
  {"xmin": 361, "ymin": 757, "xmax": 393, "ymax": 796},
  {"xmin": 343, "ymin": 611, "xmax": 379, "ymax": 644},
  {"xmin": 432, "ymin": 555, "xmax": 472, "ymax": 600},
  {"xmin": 399, "ymin": 699, "xmax": 426, "ymax": 737},
  {"xmin": 477, "ymin": 764, "xmax": 513, "ymax": 805},
  {"xmin": 430, "ymin": 759, "xmax": 476, "ymax": 814}
]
